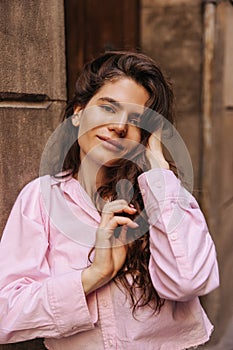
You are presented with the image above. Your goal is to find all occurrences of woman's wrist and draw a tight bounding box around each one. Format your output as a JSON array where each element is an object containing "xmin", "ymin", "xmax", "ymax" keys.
[
  {"xmin": 81, "ymin": 266, "xmax": 102, "ymax": 295},
  {"xmin": 81, "ymin": 264, "xmax": 113, "ymax": 295},
  {"xmin": 148, "ymin": 152, "xmax": 170, "ymax": 170}
]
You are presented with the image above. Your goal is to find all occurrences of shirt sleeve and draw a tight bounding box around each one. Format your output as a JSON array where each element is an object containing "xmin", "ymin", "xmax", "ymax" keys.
[
  {"xmin": 138, "ymin": 169, "xmax": 220, "ymax": 302},
  {"xmin": 0, "ymin": 178, "xmax": 95, "ymax": 344}
]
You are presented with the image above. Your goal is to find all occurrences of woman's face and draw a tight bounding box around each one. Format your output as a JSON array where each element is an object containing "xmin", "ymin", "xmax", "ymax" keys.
[{"xmin": 77, "ymin": 78, "xmax": 150, "ymax": 166}]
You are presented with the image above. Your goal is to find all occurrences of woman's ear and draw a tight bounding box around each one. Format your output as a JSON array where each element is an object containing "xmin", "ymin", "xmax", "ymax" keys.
[
  {"xmin": 71, "ymin": 107, "xmax": 82, "ymax": 127},
  {"xmin": 71, "ymin": 113, "xmax": 80, "ymax": 127}
]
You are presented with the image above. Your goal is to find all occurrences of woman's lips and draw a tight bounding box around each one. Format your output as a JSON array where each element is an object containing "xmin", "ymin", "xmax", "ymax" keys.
[{"xmin": 97, "ymin": 136, "xmax": 124, "ymax": 151}]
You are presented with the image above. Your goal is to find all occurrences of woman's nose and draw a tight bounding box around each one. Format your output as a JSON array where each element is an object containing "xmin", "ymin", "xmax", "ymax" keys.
[{"xmin": 108, "ymin": 112, "xmax": 128, "ymax": 137}]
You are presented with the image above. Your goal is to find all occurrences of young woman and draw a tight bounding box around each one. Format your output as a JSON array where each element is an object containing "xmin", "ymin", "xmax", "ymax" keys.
[{"xmin": 0, "ymin": 51, "xmax": 219, "ymax": 350}]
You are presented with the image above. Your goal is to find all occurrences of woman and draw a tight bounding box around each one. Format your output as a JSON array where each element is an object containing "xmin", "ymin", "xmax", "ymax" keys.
[{"xmin": 0, "ymin": 51, "xmax": 219, "ymax": 349}]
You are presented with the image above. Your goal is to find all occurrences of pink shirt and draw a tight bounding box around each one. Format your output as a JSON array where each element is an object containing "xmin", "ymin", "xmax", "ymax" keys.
[{"xmin": 0, "ymin": 169, "xmax": 219, "ymax": 350}]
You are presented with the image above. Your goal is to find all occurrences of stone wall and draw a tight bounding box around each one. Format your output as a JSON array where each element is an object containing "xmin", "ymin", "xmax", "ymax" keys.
[
  {"xmin": 141, "ymin": 0, "xmax": 203, "ymax": 190},
  {"xmin": 0, "ymin": 2, "xmax": 66, "ymax": 347},
  {"xmin": 0, "ymin": 0, "xmax": 66, "ymax": 236}
]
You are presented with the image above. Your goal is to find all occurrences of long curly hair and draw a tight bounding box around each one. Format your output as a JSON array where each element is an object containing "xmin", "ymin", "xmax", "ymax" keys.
[{"xmin": 59, "ymin": 51, "xmax": 175, "ymax": 314}]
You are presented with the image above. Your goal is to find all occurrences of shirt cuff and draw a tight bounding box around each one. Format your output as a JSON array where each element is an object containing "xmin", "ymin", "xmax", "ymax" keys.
[
  {"xmin": 47, "ymin": 270, "xmax": 96, "ymax": 337},
  {"xmin": 138, "ymin": 169, "xmax": 196, "ymax": 233},
  {"xmin": 138, "ymin": 169, "xmax": 182, "ymax": 199}
]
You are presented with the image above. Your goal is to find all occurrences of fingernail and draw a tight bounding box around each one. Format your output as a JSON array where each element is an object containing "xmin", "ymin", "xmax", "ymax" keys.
[{"xmin": 129, "ymin": 205, "xmax": 137, "ymax": 211}]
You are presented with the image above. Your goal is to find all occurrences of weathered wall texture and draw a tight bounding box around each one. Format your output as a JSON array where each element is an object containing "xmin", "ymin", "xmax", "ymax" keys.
[
  {"xmin": 0, "ymin": 0, "xmax": 66, "ymax": 239},
  {"xmin": 0, "ymin": 2, "xmax": 66, "ymax": 346},
  {"xmin": 141, "ymin": 0, "xmax": 233, "ymax": 348},
  {"xmin": 203, "ymin": 3, "xmax": 233, "ymax": 349},
  {"xmin": 141, "ymin": 0, "xmax": 203, "ymax": 189}
]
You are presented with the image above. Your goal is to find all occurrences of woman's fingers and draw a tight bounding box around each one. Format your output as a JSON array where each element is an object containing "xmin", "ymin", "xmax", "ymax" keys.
[
  {"xmin": 82, "ymin": 202, "xmax": 137, "ymax": 294},
  {"xmin": 114, "ymin": 225, "xmax": 129, "ymax": 247},
  {"xmin": 108, "ymin": 215, "xmax": 138, "ymax": 229},
  {"xmin": 102, "ymin": 199, "xmax": 136, "ymax": 215},
  {"xmin": 100, "ymin": 199, "xmax": 137, "ymax": 227},
  {"xmin": 96, "ymin": 216, "xmax": 138, "ymax": 247}
]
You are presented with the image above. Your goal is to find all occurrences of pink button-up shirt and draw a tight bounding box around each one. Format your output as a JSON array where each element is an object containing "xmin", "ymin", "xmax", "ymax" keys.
[{"xmin": 0, "ymin": 169, "xmax": 219, "ymax": 350}]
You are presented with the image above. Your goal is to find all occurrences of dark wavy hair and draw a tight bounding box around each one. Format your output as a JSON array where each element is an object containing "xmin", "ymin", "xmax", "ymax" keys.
[{"xmin": 60, "ymin": 51, "xmax": 175, "ymax": 315}]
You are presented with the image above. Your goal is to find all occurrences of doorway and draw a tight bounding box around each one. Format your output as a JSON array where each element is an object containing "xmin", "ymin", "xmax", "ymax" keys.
[{"xmin": 64, "ymin": 0, "xmax": 140, "ymax": 99}]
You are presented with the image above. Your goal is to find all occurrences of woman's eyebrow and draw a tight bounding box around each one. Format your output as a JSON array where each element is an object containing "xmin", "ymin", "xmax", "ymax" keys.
[
  {"xmin": 98, "ymin": 97, "xmax": 146, "ymax": 117},
  {"xmin": 97, "ymin": 97, "xmax": 122, "ymax": 109}
]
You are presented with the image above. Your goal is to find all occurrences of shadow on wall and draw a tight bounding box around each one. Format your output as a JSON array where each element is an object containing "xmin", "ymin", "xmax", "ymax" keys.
[
  {"xmin": 0, "ymin": 338, "xmax": 46, "ymax": 350},
  {"xmin": 203, "ymin": 316, "xmax": 233, "ymax": 350}
]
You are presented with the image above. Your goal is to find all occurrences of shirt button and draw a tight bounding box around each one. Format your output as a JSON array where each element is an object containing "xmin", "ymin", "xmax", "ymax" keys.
[
  {"xmin": 103, "ymin": 300, "xmax": 108, "ymax": 307},
  {"xmin": 141, "ymin": 189, "xmax": 146, "ymax": 195},
  {"xmin": 171, "ymin": 200, "xmax": 175, "ymax": 207},
  {"xmin": 156, "ymin": 181, "xmax": 162, "ymax": 188},
  {"xmin": 170, "ymin": 233, "xmax": 177, "ymax": 241},
  {"xmin": 108, "ymin": 339, "xmax": 113, "ymax": 347}
]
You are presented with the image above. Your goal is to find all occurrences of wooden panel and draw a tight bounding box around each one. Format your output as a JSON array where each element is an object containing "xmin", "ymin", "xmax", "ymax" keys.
[
  {"xmin": 84, "ymin": 0, "xmax": 139, "ymax": 55},
  {"xmin": 65, "ymin": 0, "xmax": 140, "ymax": 98},
  {"xmin": 64, "ymin": 0, "xmax": 86, "ymax": 98}
]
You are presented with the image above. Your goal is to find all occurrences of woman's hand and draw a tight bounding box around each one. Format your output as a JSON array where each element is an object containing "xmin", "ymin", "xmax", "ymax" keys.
[
  {"xmin": 146, "ymin": 128, "xmax": 170, "ymax": 170},
  {"xmin": 81, "ymin": 200, "xmax": 138, "ymax": 295}
]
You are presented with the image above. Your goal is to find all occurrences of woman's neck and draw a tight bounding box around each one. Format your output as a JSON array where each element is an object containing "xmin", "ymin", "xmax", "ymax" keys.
[{"xmin": 76, "ymin": 160, "xmax": 107, "ymax": 203}]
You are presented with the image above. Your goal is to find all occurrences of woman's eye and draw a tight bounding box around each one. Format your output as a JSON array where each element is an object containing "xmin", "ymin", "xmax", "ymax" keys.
[
  {"xmin": 100, "ymin": 105, "xmax": 115, "ymax": 114},
  {"xmin": 128, "ymin": 115, "xmax": 141, "ymax": 126},
  {"xmin": 129, "ymin": 119, "xmax": 139, "ymax": 126}
]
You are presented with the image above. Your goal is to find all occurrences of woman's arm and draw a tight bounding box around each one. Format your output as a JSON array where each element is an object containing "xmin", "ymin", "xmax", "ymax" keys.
[
  {"xmin": 0, "ymin": 178, "xmax": 95, "ymax": 344},
  {"xmin": 138, "ymin": 168, "xmax": 219, "ymax": 302},
  {"xmin": 138, "ymin": 129, "xmax": 220, "ymax": 301}
]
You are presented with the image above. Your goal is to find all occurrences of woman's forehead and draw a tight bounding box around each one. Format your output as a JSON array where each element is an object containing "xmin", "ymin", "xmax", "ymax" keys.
[{"xmin": 87, "ymin": 77, "xmax": 149, "ymax": 109}]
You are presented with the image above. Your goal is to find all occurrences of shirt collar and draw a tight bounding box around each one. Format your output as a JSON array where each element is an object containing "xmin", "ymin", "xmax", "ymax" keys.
[{"xmin": 51, "ymin": 174, "xmax": 101, "ymax": 223}]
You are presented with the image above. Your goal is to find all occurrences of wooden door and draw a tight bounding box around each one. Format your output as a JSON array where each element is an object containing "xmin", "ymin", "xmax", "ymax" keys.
[{"xmin": 65, "ymin": 0, "xmax": 140, "ymax": 99}]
